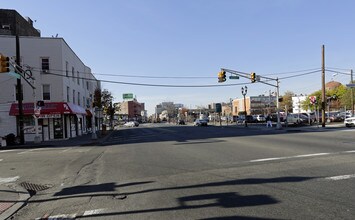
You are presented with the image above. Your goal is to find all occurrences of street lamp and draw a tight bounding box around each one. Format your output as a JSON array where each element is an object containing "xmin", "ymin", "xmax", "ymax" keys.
[{"xmin": 241, "ymin": 86, "xmax": 248, "ymax": 127}]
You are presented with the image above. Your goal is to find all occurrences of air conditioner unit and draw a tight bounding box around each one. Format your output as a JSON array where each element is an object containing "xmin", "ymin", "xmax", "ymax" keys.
[{"xmin": 2, "ymin": 25, "xmax": 11, "ymax": 30}]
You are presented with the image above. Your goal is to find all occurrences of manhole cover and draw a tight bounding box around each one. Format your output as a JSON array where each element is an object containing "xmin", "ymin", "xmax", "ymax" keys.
[{"xmin": 20, "ymin": 182, "xmax": 53, "ymax": 196}]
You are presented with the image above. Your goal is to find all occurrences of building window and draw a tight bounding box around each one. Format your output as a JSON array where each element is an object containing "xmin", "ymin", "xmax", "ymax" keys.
[
  {"xmin": 73, "ymin": 90, "xmax": 76, "ymax": 104},
  {"xmin": 41, "ymin": 58, "xmax": 49, "ymax": 73},
  {"xmin": 72, "ymin": 67, "xmax": 75, "ymax": 82},
  {"xmin": 66, "ymin": 61, "xmax": 69, "ymax": 77},
  {"xmin": 83, "ymin": 96, "xmax": 85, "ymax": 107},
  {"xmin": 86, "ymin": 81, "xmax": 89, "ymax": 90},
  {"xmin": 77, "ymin": 71, "xmax": 80, "ymax": 85},
  {"xmin": 87, "ymin": 98, "xmax": 90, "ymax": 108},
  {"xmin": 67, "ymin": 87, "xmax": 70, "ymax": 102},
  {"xmin": 78, "ymin": 92, "xmax": 81, "ymax": 106},
  {"xmin": 42, "ymin": 84, "xmax": 51, "ymax": 100}
]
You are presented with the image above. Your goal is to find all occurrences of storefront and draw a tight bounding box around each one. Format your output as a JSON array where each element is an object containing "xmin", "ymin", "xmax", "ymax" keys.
[{"xmin": 9, "ymin": 102, "xmax": 87, "ymax": 142}]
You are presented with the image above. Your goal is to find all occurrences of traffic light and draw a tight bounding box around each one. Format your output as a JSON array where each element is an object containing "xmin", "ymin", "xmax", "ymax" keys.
[
  {"xmin": 250, "ymin": 72, "xmax": 256, "ymax": 83},
  {"xmin": 0, "ymin": 54, "xmax": 10, "ymax": 73},
  {"xmin": 218, "ymin": 71, "xmax": 226, "ymax": 83}
]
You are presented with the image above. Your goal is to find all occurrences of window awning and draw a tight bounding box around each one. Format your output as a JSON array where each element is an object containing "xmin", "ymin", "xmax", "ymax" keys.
[{"xmin": 9, "ymin": 102, "xmax": 87, "ymax": 116}]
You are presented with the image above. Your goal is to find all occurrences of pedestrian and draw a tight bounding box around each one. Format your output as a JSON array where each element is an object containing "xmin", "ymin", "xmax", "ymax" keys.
[{"xmin": 266, "ymin": 115, "xmax": 272, "ymax": 127}]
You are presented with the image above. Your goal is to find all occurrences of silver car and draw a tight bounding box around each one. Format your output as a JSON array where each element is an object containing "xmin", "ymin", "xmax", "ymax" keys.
[{"xmin": 344, "ymin": 116, "xmax": 355, "ymax": 127}]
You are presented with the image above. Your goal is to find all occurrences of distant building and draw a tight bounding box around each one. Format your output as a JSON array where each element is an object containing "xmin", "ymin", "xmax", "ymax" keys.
[
  {"xmin": 116, "ymin": 98, "xmax": 145, "ymax": 121},
  {"xmin": 0, "ymin": 9, "xmax": 41, "ymax": 36},
  {"xmin": 292, "ymin": 95, "xmax": 308, "ymax": 113},
  {"xmin": 325, "ymin": 81, "xmax": 342, "ymax": 90},
  {"xmin": 232, "ymin": 95, "xmax": 277, "ymax": 116}
]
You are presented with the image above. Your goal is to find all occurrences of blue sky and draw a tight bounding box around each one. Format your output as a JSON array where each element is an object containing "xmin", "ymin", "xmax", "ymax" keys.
[{"xmin": 2, "ymin": 0, "xmax": 355, "ymax": 114}]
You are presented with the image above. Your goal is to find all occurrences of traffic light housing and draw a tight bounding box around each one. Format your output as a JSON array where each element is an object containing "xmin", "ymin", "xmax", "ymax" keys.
[
  {"xmin": 218, "ymin": 71, "xmax": 226, "ymax": 83},
  {"xmin": 250, "ymin": 72, "xmax": 256, "ymax": 83},
  {"xmin": 0, "ymin": 54, "xmax": 10, "ymax": 73}
]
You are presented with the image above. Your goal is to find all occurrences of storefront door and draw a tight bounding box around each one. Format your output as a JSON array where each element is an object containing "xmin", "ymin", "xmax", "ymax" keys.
[{"xmin": 53, "ymin": 118, "xmax": 63, "ymax": 139}]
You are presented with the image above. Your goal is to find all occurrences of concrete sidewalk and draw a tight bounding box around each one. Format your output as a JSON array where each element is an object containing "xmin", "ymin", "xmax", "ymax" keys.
[
  {"xmin": 0, "ymin": 183, "xmax": 29, "ymax": 220},
  {"xmin": 0, "ymin": 131, "xmax": 114, "ymax": 150},
  {"xmin": 0, "ymin": 131, "xmax": 114, "ymax": 219}
]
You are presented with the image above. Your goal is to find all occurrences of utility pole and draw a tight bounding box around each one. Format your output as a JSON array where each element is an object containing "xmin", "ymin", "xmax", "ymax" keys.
[
  {"xmin": 241, "ymin": 86, "xmax": 248, "ymax": 127},
  {"xmin": 321, "ymin": 45, "xmax": 326, "ymax": 127},
  {"xmin": 351, "ymin": 69, "xmax": 354, "ymax": 116},
  {"xmin": 276, "ymin": 78, "xmax": 281, "ymax": 129},
  {"xmin": 16, "ymin": 35, "xmax": 25, "ymax": 144}
]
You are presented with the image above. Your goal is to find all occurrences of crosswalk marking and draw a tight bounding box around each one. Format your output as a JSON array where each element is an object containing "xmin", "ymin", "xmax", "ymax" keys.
[
  {"xmin": 83, "ymin": 208, "xmax": 106, "ymax": 216},
  {"xmin": 36, "ymin": 208, "xmax": 106, "ymax": 219},
  {"xmin": 0, "ymin": 176, "xmax": 20, "ymax": 184}
]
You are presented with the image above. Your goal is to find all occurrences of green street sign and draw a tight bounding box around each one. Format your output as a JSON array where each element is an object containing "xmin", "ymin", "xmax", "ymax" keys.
[
  {"xmin": 229, "ymin": 76, "xmax": 239, "ymax": 79},
  {"xmin": 6, "ymin": 71, "xmax": 21, "ymax": 79},
  {"xmin": 123, "ymin": 93, "xmax": 134, "ymax": 100}
]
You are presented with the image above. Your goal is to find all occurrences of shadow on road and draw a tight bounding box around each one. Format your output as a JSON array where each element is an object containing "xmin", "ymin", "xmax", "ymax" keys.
[{"xmin": 2, "ymin": 176, "xmax": 315, "ymax": 219}]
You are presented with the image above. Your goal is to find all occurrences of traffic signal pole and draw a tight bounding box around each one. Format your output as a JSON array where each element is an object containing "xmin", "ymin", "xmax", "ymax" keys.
[
  {"xmin": 351, "ymin": 69, "xmax": 354, "ymax": 116},
  {"xmin": 221, "ymin": 68, "xmax": 282, "ymax": 129},
  {"xmin": 16, "ymin": 35, "xmax": 25, "ymax": 144}
]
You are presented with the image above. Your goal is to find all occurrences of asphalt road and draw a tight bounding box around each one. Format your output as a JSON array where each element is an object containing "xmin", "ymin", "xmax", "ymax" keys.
[{"xmin": 1, "ymin": 123, "xmax": 355, "ymax": 219}]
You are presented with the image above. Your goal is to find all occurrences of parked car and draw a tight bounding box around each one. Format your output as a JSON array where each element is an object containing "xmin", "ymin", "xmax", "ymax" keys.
[
  {"xmin": 344, "ymin": 116, "xmax": 355, "ymax": 127},
  {"xmin": 246, "ymin": 115, "xmax": 257, "ymax": 123},
  {"xmin": 301, "ymin": 112, "xmax": 317, "ymax": 124},
  {"xmin": 124, "ymin": 121, "xmax": 139, "ymax": 127},
  {"xmin": 328, "ymin": 112, "xmax": 343, "ymax": 122},
  {"xmin": 194, "ymin": 119, "xmax": 208, "ymax": 126},
  {"xmin": 286, "ymin": 113, "xmax": 308, "ymax": 125},
  {"xmin": 255, "ymin": 114, "xmax": 266, "ymax": 122}
]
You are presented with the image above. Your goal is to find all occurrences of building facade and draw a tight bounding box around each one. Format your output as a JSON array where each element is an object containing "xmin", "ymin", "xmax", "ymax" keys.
[
  {"xmin": 232, "ymin": 95, "xmax": 277, "ymax": 116},
  {"xmin": 116, "ymin": 99, "xmax": 145, "ymax": 121},
  {"xmin": 0, "ymin": 35, "xmax": 99, "ymax": 141},
  {"xmin": 0, "ymin": 9, "xmax": 40, "ymax": 37}
]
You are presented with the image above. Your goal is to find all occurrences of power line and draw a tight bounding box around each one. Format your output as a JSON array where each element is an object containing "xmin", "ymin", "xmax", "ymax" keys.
[
  {"xmin": 35, "ymin": 70, "xmax": 253, "ymax": 88},
  {"xmin": 325, "ymin": 69, "xmax": 351, "ymax": 76},
  {"xmin": 264, "ymin": 68, "xmax": 321, "ymax": 76},
  {"xmin": 326, "ymin": 67, "xmax": 351, "ymax": 71},
  {"xmin": 278, "ymin": 70, "xmax": 322, "ymax": 80},
  {"xmin": 30, "ymin": 67, "xmax": 215, "ymax": 79}
]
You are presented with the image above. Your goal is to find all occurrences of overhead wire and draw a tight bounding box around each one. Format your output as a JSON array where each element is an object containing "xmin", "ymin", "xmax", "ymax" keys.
[
  {"xmin": 24, "ymin": 66, "xmax": 349, "ymax": 88},
  {"xmin": 33, "ymin": 70, "xmax": 253, "ymax": 88}
]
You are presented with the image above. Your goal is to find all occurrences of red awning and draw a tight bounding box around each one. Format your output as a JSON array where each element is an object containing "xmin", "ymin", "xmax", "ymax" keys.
[{"xmin": 9, "ymin": 102, "xmax": 87, "ymax": 116}]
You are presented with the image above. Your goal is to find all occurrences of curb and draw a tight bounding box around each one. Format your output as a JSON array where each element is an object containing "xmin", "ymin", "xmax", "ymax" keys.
[{"xmin": 0, "ymin": 184, "xmax": 30, "ymax": 220}]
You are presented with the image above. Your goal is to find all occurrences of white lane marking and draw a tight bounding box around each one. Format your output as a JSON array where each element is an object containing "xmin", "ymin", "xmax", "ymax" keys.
[
  {"xmin": 0, "ymin": 176, "xmax": 20, "ymax": 184},
  {"xmin": 60, "ymin": 148, "xmax": 72, "ymax": 153},
  {"xmin": 0, "ymin": 149, "xmax": 19, "ymax": 153},
  {"xmin": 83, "ymin": 209, "xmax": 106, "ymax": 216},
  {"xmin": 249, "ymin": 152, "xmax": 333, "ymax": 163},
  {"xmin": 17, "ymin": 149, "xmax": 36, "ymax": 154},
  {"xmin": 294, "ymin": 153, "xmax": 331, "ymax": 158},
  {"xmin": 17, "ymin": 148, "xmax": 64, "ymax": 155},
  {"xmin": 250, "ymin": 157, "xmax": 283, "ymax": 162},
  {"xmin": 0, "ymin": 159, "xmax": 3, "ymax": 162},
  {"xmin": 326, "ymin": 174, "xmax": 355, "ymax": 181},
  {"xmin": 344, "ymin": 150, "xmax": 355, "ymax": 153}
]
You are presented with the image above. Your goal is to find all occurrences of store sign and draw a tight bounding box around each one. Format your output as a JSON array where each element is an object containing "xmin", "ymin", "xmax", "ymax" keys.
[
  {"xmin": 38, "ymin": 114, "xmax": 61, "ymax": 119},
  {"xmin": 123, "ymin": 93, "xmax": 134, "ymax": 100}
]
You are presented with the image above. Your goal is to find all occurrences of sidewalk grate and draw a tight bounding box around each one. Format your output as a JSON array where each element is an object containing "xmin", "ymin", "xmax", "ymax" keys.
[{"xmin": 20, "ymin": 182, "xmax": 53, "ymax": 196}]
